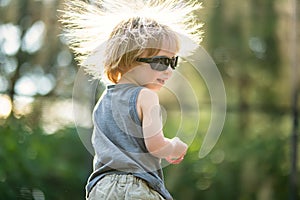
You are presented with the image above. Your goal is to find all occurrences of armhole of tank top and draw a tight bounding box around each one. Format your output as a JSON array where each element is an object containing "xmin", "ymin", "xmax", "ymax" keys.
[{"xmin": 129, "ymin": 87, "xmax": 143, "ymax": 125}]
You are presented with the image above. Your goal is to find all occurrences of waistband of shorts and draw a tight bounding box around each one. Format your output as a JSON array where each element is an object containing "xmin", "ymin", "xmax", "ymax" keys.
[{"xmin": 102, "ymin": 173, "xmax": 140, "ymax": 184}]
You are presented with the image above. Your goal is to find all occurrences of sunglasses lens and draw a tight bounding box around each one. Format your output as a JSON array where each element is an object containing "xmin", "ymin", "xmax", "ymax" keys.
[
  {"xmin": 150, "ymin": 63, "xmax": 168, "ymax": 71},
  {"xmin": 137, "ymin": 56, "xmax": 178, "ymax": 71}
]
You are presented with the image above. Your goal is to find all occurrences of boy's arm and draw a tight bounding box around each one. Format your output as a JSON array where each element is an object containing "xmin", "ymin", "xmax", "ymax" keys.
[{"xmin": 138, "ymin": 88, "xmax": 187, "ymax": 159}]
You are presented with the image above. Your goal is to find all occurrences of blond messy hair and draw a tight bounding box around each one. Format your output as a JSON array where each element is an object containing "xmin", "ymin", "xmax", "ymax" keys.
[
  {"xmin": 104, "ymin": 17, "xmax": 180, "ymax": 83},
  {"xmin": 59, "ymin": 0, "xmax": 203, "ymax": 82}
]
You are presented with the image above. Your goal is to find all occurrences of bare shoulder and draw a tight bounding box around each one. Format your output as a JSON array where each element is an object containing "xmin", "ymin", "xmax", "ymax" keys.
[{"xmin": 138, "ymin": 88, "xmax": 159, "ymax": 107}]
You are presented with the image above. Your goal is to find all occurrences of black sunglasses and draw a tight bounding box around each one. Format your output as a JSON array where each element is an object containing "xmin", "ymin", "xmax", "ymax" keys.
[{"xmin": 136, "ymin": 56, "xmax": 178, "ymax": 71}]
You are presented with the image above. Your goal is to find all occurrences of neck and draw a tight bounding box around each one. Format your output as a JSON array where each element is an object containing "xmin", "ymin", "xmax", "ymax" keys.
[{"xmin": 117, "ymin": 75, "xmax": 139, "ymax": 85}]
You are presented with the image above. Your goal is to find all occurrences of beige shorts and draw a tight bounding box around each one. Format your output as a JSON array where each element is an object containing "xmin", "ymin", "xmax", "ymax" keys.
[{"xmin": 88, "ymin": 174, "xmax": 165, "ymax": 200}]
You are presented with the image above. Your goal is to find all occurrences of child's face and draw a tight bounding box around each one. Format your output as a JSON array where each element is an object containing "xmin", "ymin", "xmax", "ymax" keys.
[{"xmin": 123, "ymin": 50, "xmax": 175, "ymax": 91}]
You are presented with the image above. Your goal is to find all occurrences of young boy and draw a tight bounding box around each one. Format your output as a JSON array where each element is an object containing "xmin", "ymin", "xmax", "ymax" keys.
[
  {"xmin": 60, "ymin": 1, "xmax": 203, "ymax": 199},
  {"xmin": 86, "ymin": 17, "xmax": 187, "ymax": 200}
]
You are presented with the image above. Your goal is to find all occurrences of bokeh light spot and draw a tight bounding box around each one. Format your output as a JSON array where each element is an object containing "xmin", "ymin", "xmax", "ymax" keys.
[
  {"xmin": 15, "ymin": 76, "xmax": 37, "ymax": 96},
  {"xmin": 0, "ymin": 23, "xmax": 21, "ymax": 56},
  {"xmin": 0, "ymin": 94, "xmax": 12, "ymax": 119},
  {"xmin": 0, "ymin": 0, "xmax": 10, "ymax": 7},
  {"xmin": 22, "ymin": 21, "xmax": 46, "ymax": 54},
  {"xmin": 57, "ymin": 50, "xmax": 72, "ymax": 67}
]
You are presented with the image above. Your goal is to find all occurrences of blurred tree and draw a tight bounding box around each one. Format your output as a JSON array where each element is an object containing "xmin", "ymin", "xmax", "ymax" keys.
[
  {"xmin": 164, "ymin": 0, "xmax": 299, "ymax": 199},
  {"xmin": 0, "ymin": 118, "xmax": 92, "ymax": 199},
  {"xmin": 0, "ymin": 0, "xmax": 92, "ymax": 199},
  {"xmin": 0, "ymin": 0, "xmax": 75, "ymax": 121}
]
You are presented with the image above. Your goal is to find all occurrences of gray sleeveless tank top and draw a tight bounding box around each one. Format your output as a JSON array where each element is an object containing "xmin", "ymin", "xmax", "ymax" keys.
[{"xmin": 86, "ymin": 83, "xmax": 172, "ymax": 200}]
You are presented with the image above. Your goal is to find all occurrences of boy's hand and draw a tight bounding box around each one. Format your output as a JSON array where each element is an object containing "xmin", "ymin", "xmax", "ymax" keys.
[
  {"xmin": 165, "ymin": 154, "xmax": 185, "ymax": 164},
  {"xmin": 166, "ymin": 137, "xmax": 187, "ymax": 164},
  {"xmin": 170, "ymin": 137, "xmax": 188, "ymax": 158}
]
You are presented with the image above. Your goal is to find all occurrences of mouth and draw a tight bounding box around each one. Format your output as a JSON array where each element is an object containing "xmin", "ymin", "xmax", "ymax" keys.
[{"xmin": 157, "ymin": 78, "xmax": 166, "ymax": 85}]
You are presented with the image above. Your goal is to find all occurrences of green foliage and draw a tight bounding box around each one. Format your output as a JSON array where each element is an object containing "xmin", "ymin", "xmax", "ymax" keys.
[
  {"xmin": 0, "ymin": 117, "xmax": 92, "ymax": 200},
  {"xmin": 163, "ymin": 111, "xmax": 296, "ymax": 200}
]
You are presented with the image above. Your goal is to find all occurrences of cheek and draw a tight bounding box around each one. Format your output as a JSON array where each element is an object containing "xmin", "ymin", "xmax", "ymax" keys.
[
  {"xmin": 150, "ymin": 71, "xmax": 161, "ymax": 80},
  {"xmin": 141, "ymin": 67, "xmax": 159, "ymax": 77},
  {"xmin": 140, "ymin": 71, "xmax": 160, "ymax": 85},
  {"xmin": 134, "ymin": 65, "xmax": 162, "ymax": 83},
  {"xmin": 142, "ymin": 72, "xmax": 157, "ymax": 81}
]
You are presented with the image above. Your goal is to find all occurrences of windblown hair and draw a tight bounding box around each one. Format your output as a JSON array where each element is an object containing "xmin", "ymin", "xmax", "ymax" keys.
[
  {"xmin": 59, "ymin": 0, "xmax": 203, "ymax": 82},
  {"xmin": 105, "ymin": 17, "xmax": 180, "ymax": 83}
]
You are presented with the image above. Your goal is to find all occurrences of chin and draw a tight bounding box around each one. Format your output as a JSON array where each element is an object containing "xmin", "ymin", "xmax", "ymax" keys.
[{"xmin": 144, "ymin": 83, "xmax": 163, "ymax": 92}]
